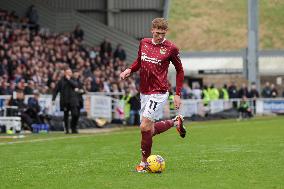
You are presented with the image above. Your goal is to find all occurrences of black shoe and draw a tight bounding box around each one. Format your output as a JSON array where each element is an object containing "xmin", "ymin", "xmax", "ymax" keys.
[{"xmin": 71, "ymin": 130, "xmax": 79, "ymax": 134}]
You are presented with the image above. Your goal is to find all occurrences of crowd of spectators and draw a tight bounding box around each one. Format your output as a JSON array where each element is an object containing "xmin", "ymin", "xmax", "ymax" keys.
[
  {"xmin": 0, "ymin": 9, "xmax": 283, "ymax": 101},
  {"xmin": 180, "ymin": 81, "xmax": 283, "ymax": 100},
  {"xmin": 0, "ymin": 9, "xmax": 135, "ymax": 97}
]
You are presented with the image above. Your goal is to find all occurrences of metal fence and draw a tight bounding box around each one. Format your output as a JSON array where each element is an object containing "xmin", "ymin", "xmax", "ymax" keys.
[{"xmin": 1, "ymin": 93, "xmax": 284, "ymax": 123}]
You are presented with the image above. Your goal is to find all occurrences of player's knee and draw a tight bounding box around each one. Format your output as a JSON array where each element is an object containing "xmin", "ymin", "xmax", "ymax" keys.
[
  {"xmin": 140, "ymin": 117, "xmax": 154, "ymax": 131},
  {"xmin": 140, "ymin": 125, "xmax": 150, "ymax": 131}
]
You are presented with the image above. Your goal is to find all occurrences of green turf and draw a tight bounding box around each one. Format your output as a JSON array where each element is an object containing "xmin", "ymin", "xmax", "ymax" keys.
[{"xmin": 1, "ymin": 116, "xmax": 284, "ymax": 189}]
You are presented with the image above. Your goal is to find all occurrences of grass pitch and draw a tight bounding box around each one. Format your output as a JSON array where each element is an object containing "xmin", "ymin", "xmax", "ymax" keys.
[{"xmin": 1, "ymin": 116, "xmax": 284, "ymax": 189}]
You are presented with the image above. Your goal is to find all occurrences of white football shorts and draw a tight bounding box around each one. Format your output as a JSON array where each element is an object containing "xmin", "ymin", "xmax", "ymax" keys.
[{"xmin": 140, "ymin": 92, "xmax": 169, "ymax": 122}]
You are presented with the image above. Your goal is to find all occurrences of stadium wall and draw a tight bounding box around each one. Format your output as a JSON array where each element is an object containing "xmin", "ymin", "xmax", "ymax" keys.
[
  {"xmin": 38, "ymin": 0, "xmax": 167, "ymax": 39},
  {"xmin": 179, "ymin": 51, "xmax": 284, "ymax": 76},
  {"xmin": 41, "ymin": 0, "xmax": 105, "ymax": 10},
  {"xmin": 40, "ymin": 0, "xmax": 163, "ymax": 10}
]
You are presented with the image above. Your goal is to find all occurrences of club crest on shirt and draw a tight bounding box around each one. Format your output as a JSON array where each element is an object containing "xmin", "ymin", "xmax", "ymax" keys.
[{"xmin": 160, "ymin": 47, "xmax": 167, "ymax": 55}]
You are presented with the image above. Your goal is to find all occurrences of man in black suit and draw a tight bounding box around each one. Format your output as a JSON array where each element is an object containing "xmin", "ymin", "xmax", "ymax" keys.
[{"xmin": 52, "ymin": 67, "xmax": 79, "ymax": 134}]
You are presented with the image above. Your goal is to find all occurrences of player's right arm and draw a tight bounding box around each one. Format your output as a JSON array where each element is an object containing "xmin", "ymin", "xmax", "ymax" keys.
[{"xmin": 120, "ymin": 41, "xmax": 142, "ymax": 80}]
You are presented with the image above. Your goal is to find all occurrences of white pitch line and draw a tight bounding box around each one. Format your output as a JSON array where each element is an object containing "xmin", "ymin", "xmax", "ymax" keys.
[
  {"xmin": 0, "ymin": 128, "xmax": 136, "ymax": 146},
  {"xmin": 0, "ymin": 134, "xmax": 95, "ymax": 146}
]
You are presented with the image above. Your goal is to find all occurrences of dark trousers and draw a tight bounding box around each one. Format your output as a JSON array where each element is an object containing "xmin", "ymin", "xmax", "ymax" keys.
[
  {"xmin": 238, "ymin": 107, "xmax": 253, "ymax": 118},
  {"xmin": 21, "ymin": 112, "xmax": 34, "ymax": 130},
  {"xmin": 63, "ymin": 105, "xmax": 80, "ymax": 133}
]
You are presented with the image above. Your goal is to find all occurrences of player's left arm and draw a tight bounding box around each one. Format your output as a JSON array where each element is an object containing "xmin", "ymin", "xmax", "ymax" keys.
[{"xmin": 170, "ymin": 47, "xmax": 184, "ymax": 110}]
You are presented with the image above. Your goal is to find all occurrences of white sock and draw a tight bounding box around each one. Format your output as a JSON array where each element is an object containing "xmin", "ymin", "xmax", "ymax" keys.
[
  {"xmin": 140, "ymin": 161, "xmax": 146, "ymax": 167},
  {"xmin": 173, "ymin": 120, "xmax": 178, "ymax": 127}
]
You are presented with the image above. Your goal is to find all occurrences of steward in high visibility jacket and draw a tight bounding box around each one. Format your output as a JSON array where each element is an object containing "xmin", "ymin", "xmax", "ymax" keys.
[
  {"xmin": 168, "ymin": 93, "xmax": 175, "ymax": 110},
  {"xmin": 121, "ymin": 93, "xmax": 131, "ymax": 120},
  {"xmin": 202, "ymin": 85, "xmax": 210, "ymax": 106},
  {"xmin": 208, "ymin": 84, "xmax": 219, "ymax": 100},
  {"xmin": 220, "ymin": 84, "xmax": 229, "ymax": 100}
]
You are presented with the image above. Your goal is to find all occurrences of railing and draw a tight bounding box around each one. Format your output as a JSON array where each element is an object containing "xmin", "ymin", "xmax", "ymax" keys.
[{"xmin": 1, "ymin": 94, "xmax": 284, "ymax": 123}]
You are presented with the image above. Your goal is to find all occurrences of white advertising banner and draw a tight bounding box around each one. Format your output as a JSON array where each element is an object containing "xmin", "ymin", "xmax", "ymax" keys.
[
  {"xmin": 180, "ymin": 100, "xmax": 198, "ymax": 117},
  {"xmin": 38, "ymin": 95, "xmax": 54, "ymax": 115},
  {"xmin": 262, "ymin": 99, "xmax": 284, "ymax": 113},
  {"xmin": 24, "ymin": 95, "xmax": 62, "ymax": 116},
  {"xmin": 90, "ymin": 95, "xmax": 112, "ymax": 121},
  {"xmin": 210, "ymin": 100, "xmax": 224, "ymax": 113}
]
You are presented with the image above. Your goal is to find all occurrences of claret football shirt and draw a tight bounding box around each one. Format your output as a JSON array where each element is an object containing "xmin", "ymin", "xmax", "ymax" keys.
[{"xmin": 129, "ymin": 38, "xmax": 184, "ymax": 96}]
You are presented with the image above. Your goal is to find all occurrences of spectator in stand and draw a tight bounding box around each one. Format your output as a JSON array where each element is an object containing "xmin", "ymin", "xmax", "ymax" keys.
[
  {"xmin": 0, "ymin": 82, "xmax": 7, "ymax": 95},
  {"xmin": 89, "ymin": 46, "xmax": 99, "ymax": 59},
  {"xmin": 46, "ymin": 81, "xmax": 56, "ymax": 94},
  {"xmin": 0, "ymin": 53, "xmax": 6, "ymax": 76},
  {"xmin": 24, "ymin": 80, "xmax": 35, "ymax": 95},
  {"xmin": 191, "ymin": 83, "xmax": 202, "ymax": 99},
  {"xmin": 228, "ymin": 81, "xmax": 238, "ymax": 99},
  {"xmin": 90, "ymin": 77, "xmax": 101, "ymax": 92},
  {"xmin": 202, "ymin": 85, "xmax": 210, "ymax": 106},
  {"xmin": 270, "ymin": 84, "xmax": 278, "ymax": 98},
  {"xmin": 129, "ymin": 91, "xmax": 140, "ymax": 126},
  {"xmin": 73, "ymin": 24, "xmax": 84, "ymax": 41},
  {"xmin": 0, "ymin": 9, "xmax": 137, "ymax": 97},
  {"xmin": 111, "ymin": 83, "xmax": 121, "ymax": 99},
  {"xmin": 0, "ymin": 75, "xmax": 9, "ymax": 95},
  {"xmin": 114, "ymin": 44, "xmax": 126, "ymax": 61},
  {"xmin": 181, "ymin": 82, "xmax": 192, "ymax": 99},
  {"xmin": 261, "ymin": 82, "xmax": 272, "ymax": 98},
  {"xmin": 248, "ymin": 82, "xmax": 259, "ymax": 114},
  {"xmin": 219, "ymin": 84, "xmax": 229, "ymax": 100},
  {"xmin": 228, "ymin": 81, "xmax": 238, "ymax": 108},
  {"xmin": 16, "ymin": 79, "xmax": 26, "ymax": 91},
  {"xmin": 238, "ymin": 83, "xmax": 249, "ymax": 98},
  {"xmin": 6, "ymin": 82, "xmax": 16, "ymax": 95},
  {"xmin": 208, "ymin": 84, "xmax": 219, "ymax": 100},
  {"xmin": 100, "ymin": 38, "xmax": 112, "ymax": 57},
  {"xmin": 26, "ymin": 5, "xmax": 39, "ymax": 32},
  {"xmin": 248, "ymin": 82, "xmax": 259, "ymax": 99}
]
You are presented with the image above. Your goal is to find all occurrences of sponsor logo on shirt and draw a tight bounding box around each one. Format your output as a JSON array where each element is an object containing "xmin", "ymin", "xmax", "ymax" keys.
[
  {"xmin": 141, "ymin": 53, "xmax": 162, "ymax": 65},
  {"xmin": 160, "ymin": 47, "xmax": 167, "ymax": 55}
]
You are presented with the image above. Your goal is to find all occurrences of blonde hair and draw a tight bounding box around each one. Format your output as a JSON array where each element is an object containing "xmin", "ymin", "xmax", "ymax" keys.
[{"xmin": 152, "ymin": 18, "xmax": 168, "ymax": 30}]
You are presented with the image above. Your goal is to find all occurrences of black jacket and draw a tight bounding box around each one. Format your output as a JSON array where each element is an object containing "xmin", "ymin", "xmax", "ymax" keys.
[
  {"xmin": 248, "ymin": 89, "xmax": 259, "ymax": 98},
  {"xmin": 52, "ymin": 77, "xmax": 79, "ymax": 110},
  {"xmin": 129, "ymin": 94, "xmax": 140, "ymax": 111},
  {"xmin": 75, "ymin": 78, "xmax": 85, "ymax": 109}
]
